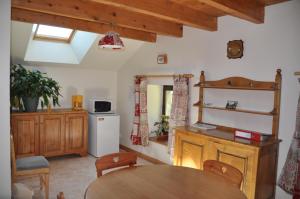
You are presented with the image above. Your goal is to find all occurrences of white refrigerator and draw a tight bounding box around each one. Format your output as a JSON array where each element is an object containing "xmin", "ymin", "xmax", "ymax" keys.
[{"xmin": 88, "ymin": 113, "xmax": 120, "ymax": 157}]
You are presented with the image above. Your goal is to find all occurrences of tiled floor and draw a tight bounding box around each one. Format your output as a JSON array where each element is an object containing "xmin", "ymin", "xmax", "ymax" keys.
[{"xmin": 18, "ymin": 154, "xmax": 153, "ymax": 199}]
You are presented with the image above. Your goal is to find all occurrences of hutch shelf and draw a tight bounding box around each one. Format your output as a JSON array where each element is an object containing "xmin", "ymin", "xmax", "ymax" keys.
[{"xmin": 173, "ymin": 69, "xmax": 282, "ymax": 199}]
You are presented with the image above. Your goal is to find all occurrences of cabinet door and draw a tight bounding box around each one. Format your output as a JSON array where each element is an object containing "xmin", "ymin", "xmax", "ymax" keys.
[
  {"xmin": 11, "ymin": 115, "xmax": 39, "ymax": 157},
  {"xmin": 65, "ymin": 113, "xmax": 87, "ymax": 155},
  {"xmin": 173, "ymin": 131, "xmax": 207, "ymax": 169},
  {"xmin": 208, "ymin": 140, "xmax": 259, "ymax": 199},
  {"xmin": 40, "ymin": 114, "xmax": 65, "ymax": 157}
]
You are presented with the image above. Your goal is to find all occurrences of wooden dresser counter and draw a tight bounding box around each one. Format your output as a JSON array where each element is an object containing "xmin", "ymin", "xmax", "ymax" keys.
[
  {"xmin": 175, "ymin": 126, "xmax": 281, "ymax": 147},
  {"xmin": 11, "ymin": 109, "xmax": 88, "ymax": 158},
  {"xmin": 173, "ymin": 126, "xmax": 280, "ymax": 199},
  {"xmin": 11, "ymin": 108, "xmax": 87, "ymax": 115}
]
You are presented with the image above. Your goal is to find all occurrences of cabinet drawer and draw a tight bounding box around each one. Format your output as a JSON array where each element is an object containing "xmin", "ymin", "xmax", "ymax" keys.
[
  {"xmin": 11, "ymin": 115, "xmax": 39, "ymax": 157},
  {"xmin": 65, "ymin": 113, "xmax": 88, "ymax": 155},
  {"xmin": 40, "ymin": 114, "xmax": 65, "ymax": 157},
  {"xmin": 208, "ymin": 140, "xmax": 259, "ymax": 199},
  {"xmin": 174, "ymin": 131, "xmax": 208, "ymax": 169}
]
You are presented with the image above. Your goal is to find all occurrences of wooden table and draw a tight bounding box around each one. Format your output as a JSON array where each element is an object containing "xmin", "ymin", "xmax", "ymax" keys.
[{"xmin": 85, "ymin": 165, "xmax": 247, "ymax": 199}]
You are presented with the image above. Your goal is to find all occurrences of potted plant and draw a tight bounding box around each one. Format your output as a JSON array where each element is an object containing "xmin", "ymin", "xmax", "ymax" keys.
[
  {"xmin": 151, "ymin": 115, "xmax": 169, "ymax": 141},
  {"xmin": 10, "ymin": 64, "xmax": 62, "ymax": 112}
]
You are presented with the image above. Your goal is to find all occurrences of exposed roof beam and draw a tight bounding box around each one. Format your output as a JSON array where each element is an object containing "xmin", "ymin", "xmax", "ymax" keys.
[
  {"xmin": 12, "ymin": 0, "xmax": 183, "ymax": 37},
  {"xmin": 200, "ymin": 0, "xmax": 264, "ymax": 23},
  {"xmin": 11, "ymin": 8, "xmax": 157, "ymax": 43},
  {"xmin": 262, "ymin": 0, "xmax": 290, "ymax": 6},
  {"xmin": 173, "ymin": 0, "xmax": 265, "ymax": 23},
  {"xmin": 91, "ymin": 0, "xmax": 217, "ymax": 31}
]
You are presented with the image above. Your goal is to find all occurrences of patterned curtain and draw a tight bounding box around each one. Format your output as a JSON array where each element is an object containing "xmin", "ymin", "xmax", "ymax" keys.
[
  {"xmin": 278, "ymin": 92, "xmax": 300, "ymax": 198},
  {"xmin": 168, "ymin": 76, "xmax": 189, "ymax": 158},
  {"xmin": 131, "ymin": 77, "xmax": 149, "ymax": 146}
]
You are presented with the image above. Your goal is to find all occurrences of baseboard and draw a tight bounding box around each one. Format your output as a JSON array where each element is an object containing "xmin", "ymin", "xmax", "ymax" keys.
[{"xmin": 120, "ymin": 145, "xmax": 166, "ymax": 165}]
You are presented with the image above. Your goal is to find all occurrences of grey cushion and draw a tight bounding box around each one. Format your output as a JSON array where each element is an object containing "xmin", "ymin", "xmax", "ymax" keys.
[{"xmin": 16, "ymin": 156, "xmax": 49, "ymax": 171}]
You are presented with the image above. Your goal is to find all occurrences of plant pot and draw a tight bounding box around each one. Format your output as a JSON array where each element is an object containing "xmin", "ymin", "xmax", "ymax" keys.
[
  {"xmin": 22, "ymin": 97, "xmax": 39, "ymax": 112},
  {"xmin": 156, "ymin": 134, "xmax": 168, "ymax": 141}
]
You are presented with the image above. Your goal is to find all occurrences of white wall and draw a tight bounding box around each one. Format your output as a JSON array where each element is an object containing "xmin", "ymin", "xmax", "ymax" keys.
[
  {"xmin": 117, "ymin": 1, "xmax": 300, "ymax": 198},
  {"xmin": 0, "ymin": 0, "xmax": 12, "ymax": 197},
  {"xmin": 23, "ymin": 66, "xmax": 118, "ymax": 111},
  {"xmin": 147, "ymin": 85, "xmax": 163, "ymax": 133}
]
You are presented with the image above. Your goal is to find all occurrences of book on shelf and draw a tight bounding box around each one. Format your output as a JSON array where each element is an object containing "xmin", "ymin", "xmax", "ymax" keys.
[
  {"xmin": 192, "ymin": 123, "xmax": 217, "ymax": 130},
  {"xmin": 234, "ymin": 129, "xmax": 271, "ymax": 142}
]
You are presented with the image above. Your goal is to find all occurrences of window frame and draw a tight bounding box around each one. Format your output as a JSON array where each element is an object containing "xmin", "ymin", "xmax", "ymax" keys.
[
  {"xmin": 33, "ymin": 24, "xmax": 76, "ymax": 43},
  {"xmin": 162, "ymin": 85, "xmax": 173, "ymax": 116}
]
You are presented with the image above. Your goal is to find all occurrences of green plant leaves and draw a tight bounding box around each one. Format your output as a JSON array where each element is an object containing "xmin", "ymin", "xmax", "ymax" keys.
[
  {"xmin": 10, "ymin": 64, "xmax": 62, "ymax": 110},
  {"xmin": 150, "ymin": 115, "xmax": 170, "ymax": 136}
]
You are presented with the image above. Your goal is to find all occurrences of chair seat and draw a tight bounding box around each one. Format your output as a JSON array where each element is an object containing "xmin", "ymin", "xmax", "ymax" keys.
[{"xmin": 16, "ymin": 156, "xmax": 49, "ymax": 171}]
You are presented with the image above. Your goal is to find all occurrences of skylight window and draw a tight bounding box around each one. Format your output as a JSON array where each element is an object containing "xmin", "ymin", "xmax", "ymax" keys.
[{"xmin": 33, "ymin": 24, "xmax": 75, "ymax": 43}]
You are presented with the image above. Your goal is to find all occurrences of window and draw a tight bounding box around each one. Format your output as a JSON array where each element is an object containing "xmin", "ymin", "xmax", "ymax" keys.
[
  {"xmin": 33, "ymin": 24, "xmax": 75, "ymax": 43},
  {"xmin": 162, "ymin": 85, "xmax": 173, "ymax": 116}
]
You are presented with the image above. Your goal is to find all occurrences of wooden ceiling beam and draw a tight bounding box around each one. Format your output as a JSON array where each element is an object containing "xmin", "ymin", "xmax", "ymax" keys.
[
  {"xmin": 91, "ymin": 0, "xmax": 217, "ymax": 31},
  {"xmin": 262, "ymin": 0, "xmax": 290, "ymax": 6},
  {"xmin": 171, "ymin": 0, "xmax": 265, "ymax": 24},
  {"xmin": 196, "ymin": 0, "xmax": 265, "ymax": 23},
  {"xmin": 12, "ymin": 0, "xmax": 183, "ymax": 37},
  {"xmin": 11, "ymin": 8, "xmax": 157, "ymax": 43}
]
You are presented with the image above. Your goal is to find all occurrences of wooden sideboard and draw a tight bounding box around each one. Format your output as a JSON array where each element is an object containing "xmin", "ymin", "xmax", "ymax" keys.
[
  {"xmin": 173, "ymin": 70, "xmax": 282, "ymax": 199},
  {"xmin": 11, "ymin": 109, "xmax": 88, "ymax": 158},
  {"xmin": 174, "ymin": 127, "xmax": 280, "ymax": 199}
]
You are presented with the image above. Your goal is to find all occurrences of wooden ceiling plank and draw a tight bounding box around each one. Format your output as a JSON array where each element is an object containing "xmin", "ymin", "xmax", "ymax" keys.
[
  {"xmin": 169, "ymin": 0, "xmax": 226, "ymax": 16},
  {"xmin": 11, "ymin": 8, "xmax": 157, "ymax": 43},
  {"xmin": 91, "ymin": 0, "xmax": 217, "ymax": 31},
  {"xmin": 196, "ymin": 0, "xmax": 265, "ymax": 23},
  {"xmin": 171, "ymin": 0, "xmax": 264, "ymax": 23},
  {"xmin": 262, "ymin": 0, "xmax": 290, "ymax": 6},
  {"xmin": 12, "ymin": 0, "xmax": 182, "ymax": 37}
]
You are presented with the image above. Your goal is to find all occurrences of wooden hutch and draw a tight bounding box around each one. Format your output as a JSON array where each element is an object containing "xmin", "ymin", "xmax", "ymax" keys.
[
  {"xmin": 173, "ymin": 70, "xmax": 282, "ymax": 199},
  {"xmin": 11, "ymin": 109, "xmax": 88, "ymax": 158}
]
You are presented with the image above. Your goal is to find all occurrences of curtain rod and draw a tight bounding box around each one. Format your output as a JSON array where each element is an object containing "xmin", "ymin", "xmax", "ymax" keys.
[
  {"xmin": 135, "ymin": 74, "xmax": 194, "ymax": 78},
  {"xmin": 295, "ymin": 72, "xmax": 300, "ymax": 76}
]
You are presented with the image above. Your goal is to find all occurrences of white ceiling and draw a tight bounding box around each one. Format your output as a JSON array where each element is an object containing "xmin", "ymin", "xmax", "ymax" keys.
[{"xmin": 11, "ymin": 21, "xmax": 145, "ymax": 71}]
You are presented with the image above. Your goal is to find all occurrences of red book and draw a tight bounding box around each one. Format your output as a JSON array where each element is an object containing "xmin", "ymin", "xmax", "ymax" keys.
[{"xmin": 235, "ymin": 130, "xmax": 271, "ymax": 142}]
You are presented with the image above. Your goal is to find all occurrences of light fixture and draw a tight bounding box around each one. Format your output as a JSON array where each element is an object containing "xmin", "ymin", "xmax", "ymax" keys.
[{"xmin": 98, "ymin": 31, "xmax": 124, "ymax": 50}]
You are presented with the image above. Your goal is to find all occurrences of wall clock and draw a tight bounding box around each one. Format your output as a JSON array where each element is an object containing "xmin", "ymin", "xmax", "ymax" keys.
[
  {"xmin": 157, "ymin": 54, "xmax": 168, "ymax": 64},
  {"xmin": 227, "ymin": 40, "xmax": 244, "ymax": 59}
]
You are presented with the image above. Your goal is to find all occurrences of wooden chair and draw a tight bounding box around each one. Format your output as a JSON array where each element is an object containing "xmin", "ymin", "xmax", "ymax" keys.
[
  {"xmin": 57, "ymin": 192, "xmax": 65, "ymax": 199},
  {"xmin": 203, "ymin": 160, "xmax": 243, "ymax": 188},
  {"xmin": 95, "ymin": 152, "xmax": 137, "ymax": 177},
  {"xmin": 10, "ymin": 135, "xmax": 50, "ymax": 199}
]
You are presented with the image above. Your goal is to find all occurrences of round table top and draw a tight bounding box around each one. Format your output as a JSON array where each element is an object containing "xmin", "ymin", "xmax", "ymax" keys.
[{"xmin": 85, "ymin": 165, "xmax": 247, "ymax": 199}]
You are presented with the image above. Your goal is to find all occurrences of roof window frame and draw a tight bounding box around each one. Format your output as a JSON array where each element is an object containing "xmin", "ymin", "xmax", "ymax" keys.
[{"xmin": 33, "ymin": 24, "xmax": 76, "ymax": 43}]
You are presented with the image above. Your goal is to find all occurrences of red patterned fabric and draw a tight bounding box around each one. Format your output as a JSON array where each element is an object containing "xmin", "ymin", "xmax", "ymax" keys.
[
  {"xmin": 131, "ymin": 77, "xmax": 149, "ymax": 146},
  {"xmin": 278, "ymin": 94, "xmax": 300, "ymax": 197},
  {"xmin": 168, "ymin": 76, "xmax": 189, "ymax": 157}
]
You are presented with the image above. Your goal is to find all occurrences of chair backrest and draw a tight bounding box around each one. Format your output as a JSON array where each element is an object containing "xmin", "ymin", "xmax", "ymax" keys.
[
  {"xmin": 10, "ymin": 135, "xmax": 17, "ymax": 177},
  {"xmin": 203, "ymin": 160, "xmax": 243, "ymax": 188},
  {"xmin": 57, "ymin": 192, "xmax": 65, "ymax": 199},
  {"xmin": 95, "ymin": 152, "xmax": 137, "ymax": 177}
]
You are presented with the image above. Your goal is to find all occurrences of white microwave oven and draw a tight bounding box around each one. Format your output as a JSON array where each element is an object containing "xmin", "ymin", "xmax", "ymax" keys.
[{"xmin": 88, "ymin": 99, "xmax": 114, "ymax": 113}]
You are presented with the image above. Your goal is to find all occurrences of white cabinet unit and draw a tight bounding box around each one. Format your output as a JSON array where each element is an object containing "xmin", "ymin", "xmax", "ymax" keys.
[{"xmin": 88, "ymin": 114, "xmax": 120, "ymax": 157}]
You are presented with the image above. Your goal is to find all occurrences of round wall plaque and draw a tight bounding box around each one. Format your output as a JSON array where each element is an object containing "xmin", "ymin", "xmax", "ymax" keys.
[{"xmin": 227, "ymin": 40, "xmax": 244, "ymax": 59}]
